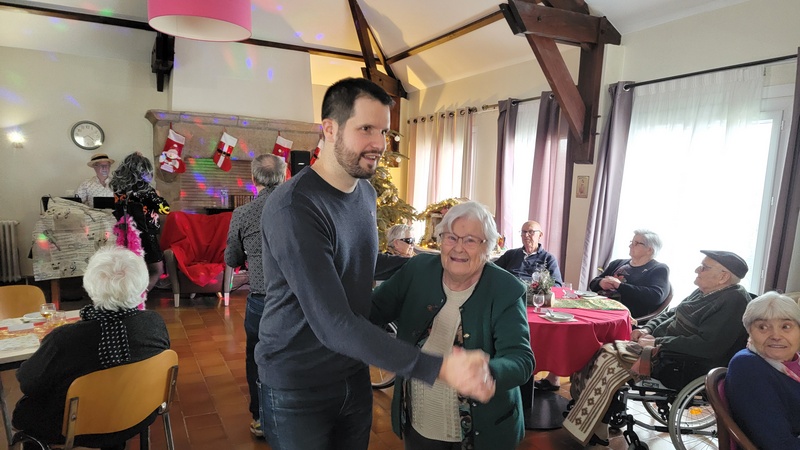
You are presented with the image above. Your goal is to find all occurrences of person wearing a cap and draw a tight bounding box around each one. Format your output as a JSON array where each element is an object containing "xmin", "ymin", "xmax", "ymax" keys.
[
  {"xmin": 76, "ymin": 153, "xmax": 114, "ymax": 207},
  {"xmin": 563, "ymin": 250, "xmax": 752, "ymax": 447}
]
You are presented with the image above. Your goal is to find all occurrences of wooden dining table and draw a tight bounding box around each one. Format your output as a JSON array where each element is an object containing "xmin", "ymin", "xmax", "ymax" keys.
[
  {"xmin": 522, "ymin": 289, "xmax": 632, "ymax": 430},
  {"xmin": 0, "ymin": 310, "xmax": 81, "ymax": 445}
]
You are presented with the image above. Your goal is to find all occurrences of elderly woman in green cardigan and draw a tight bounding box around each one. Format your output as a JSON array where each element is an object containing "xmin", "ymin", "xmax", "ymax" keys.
[{"xmin": 371, "ymin": 201, "xmax": 534, "ymax": 450}]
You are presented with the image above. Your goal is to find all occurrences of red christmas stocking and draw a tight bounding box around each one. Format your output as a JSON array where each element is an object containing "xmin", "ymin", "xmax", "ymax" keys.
[
  {"xmin": 159, "ymin": 128, "xmax": 186, "ymax": 174},
  {"xmin": 273, "ymin": 135, "xmax": 293, "ymax": 179},
  {"xmin": 310, "ymin": 138, "xmax": 323, "ymax": 166},
  {"xmin": 213, "ymin": 132, "xmax": 238, "ymax": 171}
]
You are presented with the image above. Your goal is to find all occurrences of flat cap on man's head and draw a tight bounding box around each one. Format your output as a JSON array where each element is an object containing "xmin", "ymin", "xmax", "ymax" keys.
[{"xmin": 700, "ymin": 250, "xmax": 748, "ymax": 279}]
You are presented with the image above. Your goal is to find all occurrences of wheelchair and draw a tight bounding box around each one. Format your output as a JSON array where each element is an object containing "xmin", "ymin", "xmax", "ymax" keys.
[{"xmin": 611, "ymin": 375, "xmax": 717, "ymax": 450}]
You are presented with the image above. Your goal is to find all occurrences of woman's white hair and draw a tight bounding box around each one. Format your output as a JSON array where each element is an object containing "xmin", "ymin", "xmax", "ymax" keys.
[
  {"xmin": 386, "ymin": 224, "xmax": 412, "ymax": 247},
  {"xmin": 434, "ymin": 201, "xmax": 499, "ymax": 261},
  {"xmin": 742, "ymin": 291, "xmax": 800, "ymax": 330},
  {"xmin": 83, "ymin": 247, "xmax": 148, "ymax": 311}
]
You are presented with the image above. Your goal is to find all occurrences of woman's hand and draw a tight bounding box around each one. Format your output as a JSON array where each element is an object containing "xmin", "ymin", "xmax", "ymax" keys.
[{"xmin": 439, "ymin": 346, "xmax": 496, "ymax": 403}]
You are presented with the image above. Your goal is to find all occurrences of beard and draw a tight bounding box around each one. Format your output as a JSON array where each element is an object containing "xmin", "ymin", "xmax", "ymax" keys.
[{"xmin": 333, "ymin": 132, "xmax": 383, "ymax": 179}]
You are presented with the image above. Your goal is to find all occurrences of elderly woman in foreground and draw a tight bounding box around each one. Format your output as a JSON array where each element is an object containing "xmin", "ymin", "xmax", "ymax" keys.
[
  {"xmin": 371, "ymin": 201, "xmax": 534, "ymax": 450},
  {"xmin": 726, "ymin": 292, "xmax": 800, "ymax": 449},
  {"xmin": 12, "ymin": 247, "xmax": 170, "ymax": 449}
]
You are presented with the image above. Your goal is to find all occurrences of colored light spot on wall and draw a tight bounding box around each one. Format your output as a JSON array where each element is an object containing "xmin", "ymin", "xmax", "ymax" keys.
[
  {"xmin": 241, "ymin": 120, "xmax": 249, "ymax": 127},
  {"xmin": 98, "ymin": 8, "xmax": 115, "ymax": 17},
  {"xmin": 315, "ymin": 33, "xmax": 324, "ymax": 41},
  {"xmin": 246, "ymin": 57, "xmax": 253, "ymax": 69},
  {"xmin": 0, "ymin": 88, "xmax": 23, "ymax": 104},
  {"xmin": 295, "ymin": 31, "xmax": 302, "ymax": 38},
  {"xmin": 179, "ymin": 191, "xmax": 187, "ymax": 198},
  {"xmin": 267, "ymin": 68, "xmax": 274, "ymax": 81},
  {"xmin": 64, "ymin": 95, "xmax": 81, "ymax": 107},
  {"xmin": 236, "ymin": 178, "xmax": 244, "ymax": 187}
]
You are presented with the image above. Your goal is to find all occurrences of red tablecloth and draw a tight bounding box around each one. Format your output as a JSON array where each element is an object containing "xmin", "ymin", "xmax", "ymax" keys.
[{"xmin": 529, "ymin": 307, "xmax": 631, "ymax": 376}]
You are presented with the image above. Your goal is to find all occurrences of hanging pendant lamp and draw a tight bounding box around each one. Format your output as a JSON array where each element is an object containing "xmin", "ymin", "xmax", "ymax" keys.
[{"xmin": 148, "ymin": 0, "xmax": 252, "ymax": 42}]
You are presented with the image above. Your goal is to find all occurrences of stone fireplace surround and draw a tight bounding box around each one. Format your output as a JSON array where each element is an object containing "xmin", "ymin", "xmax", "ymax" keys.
[{"xmin": 145, "ymin": 109, "xmax": 321, "ymax": 212}]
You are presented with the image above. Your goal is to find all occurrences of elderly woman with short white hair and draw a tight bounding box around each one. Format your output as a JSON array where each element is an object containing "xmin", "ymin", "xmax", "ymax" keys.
[
  {"xmin": 12, "ymin": 247, "xmax": 170, "ymax": 449},
  {"xmin": 726, "ymin": 291, "xmax": 800, "ymax": 449},
  {"xmin": 371, "ymin": 201, "xmax": 533, "ymax": 450}
]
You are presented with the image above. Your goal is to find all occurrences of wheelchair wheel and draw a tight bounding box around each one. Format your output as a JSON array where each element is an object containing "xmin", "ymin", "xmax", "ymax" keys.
[
  {"xmin": 642, "ymin": 400, "xmax": 669, "ymax": 426},
  {"xmin": 668, "ymin": 375, "xmax": 718, "ymax": 450},
  {"xmin": 370, "ymin": 322, "xmax": 398, "ymax": 389}
]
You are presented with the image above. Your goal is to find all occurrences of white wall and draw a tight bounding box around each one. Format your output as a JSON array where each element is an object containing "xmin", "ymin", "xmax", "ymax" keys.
[{"xmin": 0, "ymin": 10, "xmax": 319, "ymax": 277}]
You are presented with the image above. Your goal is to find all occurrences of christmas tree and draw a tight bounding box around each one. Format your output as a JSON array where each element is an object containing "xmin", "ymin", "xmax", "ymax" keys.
[{"xmin": 370, "ymin": 149, "xmax": 416, "ymax": 251}]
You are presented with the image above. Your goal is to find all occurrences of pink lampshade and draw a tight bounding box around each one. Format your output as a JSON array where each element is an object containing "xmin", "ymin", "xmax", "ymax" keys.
[{"xmin": 148, "ymin": 0, "xmax": 252, "ymax": 42}]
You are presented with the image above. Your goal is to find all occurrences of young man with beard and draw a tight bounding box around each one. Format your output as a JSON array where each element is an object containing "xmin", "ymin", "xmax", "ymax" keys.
[{"xmin": 256, "ymin": 78, "xmax": 495, "ymax": 450}]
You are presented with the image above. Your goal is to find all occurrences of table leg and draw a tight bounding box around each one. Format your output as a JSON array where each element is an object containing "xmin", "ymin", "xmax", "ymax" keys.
[{"xmin": 521, "ymin": 376, "xmax": 570, "ymax": 430}]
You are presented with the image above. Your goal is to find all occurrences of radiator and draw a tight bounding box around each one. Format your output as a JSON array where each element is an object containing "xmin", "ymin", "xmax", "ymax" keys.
[{"xmin": 0, "ymin": 220, "xmax": 21, "ymax": 283}]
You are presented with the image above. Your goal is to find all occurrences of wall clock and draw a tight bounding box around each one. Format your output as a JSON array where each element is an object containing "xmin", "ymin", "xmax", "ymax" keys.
[{"xmin": 71, "ymin": 120, "xmax": 104, "ymax": 150}]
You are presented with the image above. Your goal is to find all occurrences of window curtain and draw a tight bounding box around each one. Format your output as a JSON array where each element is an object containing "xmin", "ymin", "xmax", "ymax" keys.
[
  {"xmin": 765, "ymin": 51, "xmax": 800, "ymax": 291},
  {"xmin": 495, "ymin": 99, "xmax": 519, "ymax": 240},
  {"xmin": 611, "ymin": 67, "xmax": 765, "ymax": 299},
  {"xmin": 408, "ymin": 110, "xmax": 472, "ymax": 213},
  {"xmin": 529, "ymin": 92, "xmax": 569, "ymax": 265},
  {"xmin": 579, "ymin": 82, "xmax": 635, "ymax": 289},
  {"xmin": 460, "ymin": 110, "xmax": 477, "ymax": 202}
]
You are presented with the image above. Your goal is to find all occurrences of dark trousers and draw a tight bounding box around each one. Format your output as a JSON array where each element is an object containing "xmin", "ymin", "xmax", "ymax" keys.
[
  {"xmin": 260, "ymin": 367, "xmax": 372, "ymax": 450},
  {"xmin": 403, "ymin": 425, "xmax": 461, "ymax": 450},
  {"xmin": 245, "ymin": 293, "xmax": 266, "ymax": 420}
]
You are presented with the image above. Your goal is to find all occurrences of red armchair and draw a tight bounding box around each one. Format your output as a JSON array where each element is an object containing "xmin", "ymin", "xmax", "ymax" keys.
[{"xmin": 160, "ymin": 211, "xmax": 234, "ymax": 307}]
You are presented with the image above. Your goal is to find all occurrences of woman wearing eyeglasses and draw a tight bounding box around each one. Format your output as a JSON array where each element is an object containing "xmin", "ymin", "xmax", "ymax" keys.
[
  {"xmin": 386, "ymin": 223, "xmax": 416, "ymax": 257},
  {"xmin": 371, "ymin": 201, "xmax": 533, "ymax": 450},
  {"xmin": 588, "ymin": 229, "xmax": 671, "ymax": 318}
]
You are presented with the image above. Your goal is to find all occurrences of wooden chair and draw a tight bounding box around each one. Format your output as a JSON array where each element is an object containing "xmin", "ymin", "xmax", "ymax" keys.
[
  {"xmin": 634, "ymin": 284, "xmax": 673, "ymax": 323},
  {"xmin": 12, "ymin": 349, "xmax": 179, "ymax": 450},
  {"xmin": 0, "ymin": 285, "xmax": 46, "ymax": 319},
  {"xmin": 704, "ymin": 367, "xmax": 758, "ymax": 450}
]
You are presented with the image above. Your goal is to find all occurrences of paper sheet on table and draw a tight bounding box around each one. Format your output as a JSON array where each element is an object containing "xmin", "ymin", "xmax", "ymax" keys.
[
  {"xmin": 0, "ymin": 334, "xmax": 40, "ymax": 351},
  {"xmin": 552, "ymin": 297, "xmax": 630, "ymax": 311}
]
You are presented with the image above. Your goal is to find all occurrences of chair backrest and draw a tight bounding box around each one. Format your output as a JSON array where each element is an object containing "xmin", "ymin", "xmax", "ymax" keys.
[
  {"xmin": 704, "ymin": 367, "xmax": 758, "ymax": 450},
  {"xmin": 62, "ymin": 349, "xmax": 179, "ymax": 449},
  {"xmin": 634, "ymin": 284, "xmax": 673, "ymax": 323},
  {"xmin": 0, "ymin": 285, "xmax": 46, "ymax": 319}
]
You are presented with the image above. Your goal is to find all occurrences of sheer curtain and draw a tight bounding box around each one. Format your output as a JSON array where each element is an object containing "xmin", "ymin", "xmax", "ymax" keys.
[
  {"xmin": 611, "ymin": 67, "xmax": 765, "ymax": 300},
  {"xmin": 504, "ymin": 100, "xmax": 539, "ymax": 249}
]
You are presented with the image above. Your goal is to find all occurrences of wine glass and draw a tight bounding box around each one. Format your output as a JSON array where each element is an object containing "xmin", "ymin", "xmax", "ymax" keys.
[
  {"xmin": 533, "ymin": 294, "xmax": 546, "ymax": 313},
  {"xmin": 40, "ymin": 303, "xmax": 57, "ymax": 321}
]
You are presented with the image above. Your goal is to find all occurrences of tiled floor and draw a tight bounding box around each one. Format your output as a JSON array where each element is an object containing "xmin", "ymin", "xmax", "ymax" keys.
[{"xmin": 0, "ymin": 289, "xmax": 677, "ymax": 450}]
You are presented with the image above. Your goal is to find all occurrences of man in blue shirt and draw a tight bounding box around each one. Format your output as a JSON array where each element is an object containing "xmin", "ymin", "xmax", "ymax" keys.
[{"xmin": 494, "ymin": 220, "xmax": 563, "ymax": 286}]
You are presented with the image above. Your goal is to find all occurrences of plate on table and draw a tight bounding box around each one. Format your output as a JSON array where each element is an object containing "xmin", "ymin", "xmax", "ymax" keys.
[
  {"xmin": 576, "ymin": 291, "xmax": 599, "ymax": 298},
  {"xmin": 539, "ymin": 311, "xmax": 575, "ymax": 322},
  {"xmin": 22, "ymin": 313, "xmax": 45, "ymax": 322}
]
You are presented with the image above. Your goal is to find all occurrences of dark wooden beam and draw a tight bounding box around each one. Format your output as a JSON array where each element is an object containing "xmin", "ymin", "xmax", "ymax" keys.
[
  {"xmin": 503, "ymin": 0, "xmax": 620, "ymax": 164},
  {"xmin": 348, "ymin": 0, "xmax": 406, "ymax": 99},
  {"xmin": 386, "ymin": 10, "xmax": 504, "ymax": 65}
]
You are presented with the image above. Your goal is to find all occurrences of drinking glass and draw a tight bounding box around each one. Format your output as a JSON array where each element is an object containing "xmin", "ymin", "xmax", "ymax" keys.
[
  {"xmin": 40, "ymin": 303, "xmax": 57, "ymax": 321},
  {"xmin": 533, "ymin": 294, "xmax": 546, "ymax": 313},
  {"xmin": 564, "ymin": 282, "xmax": 575, "ymax": 298}
]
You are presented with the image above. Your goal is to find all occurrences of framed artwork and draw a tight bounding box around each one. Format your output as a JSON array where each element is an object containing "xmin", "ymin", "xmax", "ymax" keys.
[{"xmin": 576, "ymin": 176, "xmax": 590, "ymax": 198}]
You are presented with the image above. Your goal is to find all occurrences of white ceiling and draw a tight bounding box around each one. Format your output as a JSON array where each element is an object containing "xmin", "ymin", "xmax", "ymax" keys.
[{"xmin": 4, "ymin": 0, "xmax": 751, "ymax": 92}]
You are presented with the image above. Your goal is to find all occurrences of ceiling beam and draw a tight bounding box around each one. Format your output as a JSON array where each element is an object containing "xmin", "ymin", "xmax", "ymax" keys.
[
  {"xmin": 348, "ymin": 0, "xmax": 407, "ymax": 101},
  {"xmin": 386, "ymin": 10, "xmax": 504, "ymax": 65},
  {"xmin": 502, "ymin": 0, "xmax": 620, "ymax": 164}
]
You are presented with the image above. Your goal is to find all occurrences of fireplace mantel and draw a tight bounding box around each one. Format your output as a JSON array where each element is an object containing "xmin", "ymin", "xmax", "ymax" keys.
[{"xmin": 145, "ymin": 109, "xmax": 321, "ymax": 211}]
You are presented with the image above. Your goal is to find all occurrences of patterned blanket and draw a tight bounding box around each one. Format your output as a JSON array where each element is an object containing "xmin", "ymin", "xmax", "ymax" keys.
[{"xmin": 563, "ymin": 341, "xmax": 652, "ymax": 445}]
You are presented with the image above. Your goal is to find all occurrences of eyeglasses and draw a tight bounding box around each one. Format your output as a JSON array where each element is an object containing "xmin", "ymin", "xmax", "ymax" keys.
[
  {"xmin": 397, "ymin": 237, "xmax": 414, "ymax": 245},
  {"xmin": 521, "ymin": 230, "xmax": 541, "ymax": 236},
  {"xmin": 439, "ymin": 232, "xmax": 486, "ymax": 250},
  {"xmin": 629, "ymin": 240, "xmax": 646, "ymax": 247},
  {"xmin": 699, "ymin": 263, "xmax": 728, "ymax": 274}
]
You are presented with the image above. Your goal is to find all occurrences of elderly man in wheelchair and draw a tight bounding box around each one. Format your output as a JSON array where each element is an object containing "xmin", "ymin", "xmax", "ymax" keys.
[{"xmin": 564, "ymin": 250, "xmax": 751, "ymax": 450}]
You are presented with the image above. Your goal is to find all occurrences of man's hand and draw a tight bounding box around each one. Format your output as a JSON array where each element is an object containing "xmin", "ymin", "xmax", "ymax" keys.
[
  {"xmin": 439, "ymin": 347, "xmax": 496, "ymax": 403},
  {"xmin": 631, "ymin": 328, "xmax": 652, "ymax": 342}
]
